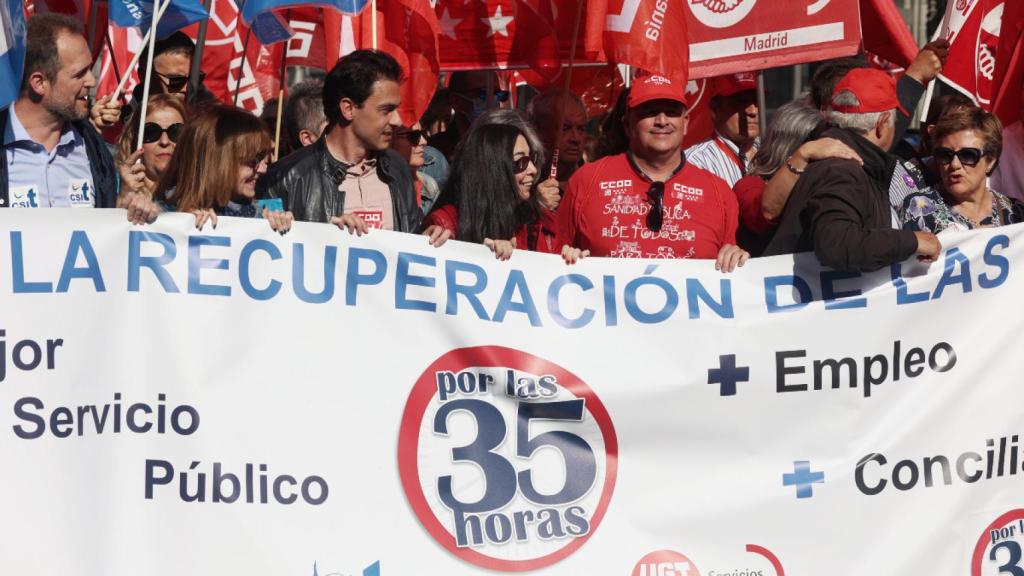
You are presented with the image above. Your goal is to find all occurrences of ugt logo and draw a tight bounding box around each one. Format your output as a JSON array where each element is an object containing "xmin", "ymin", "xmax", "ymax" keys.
[{"xmin": 399, "ymin": 346, "xmax": 618, "ymax": 571}]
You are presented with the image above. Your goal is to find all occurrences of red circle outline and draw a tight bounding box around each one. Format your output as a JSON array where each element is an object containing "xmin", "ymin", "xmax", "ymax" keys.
[
  {"xmin": 971, "ymin": 509, "xmax": 1024, "ymax": 576},
  {"xmin": 397, "ymin": 346, "xmax": 619, "ymax": 572}
]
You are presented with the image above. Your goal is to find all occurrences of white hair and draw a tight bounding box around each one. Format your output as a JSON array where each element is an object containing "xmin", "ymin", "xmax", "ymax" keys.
[{"xmin": 827, "ymin": 90, "xmax": 895, "ymax": 134}]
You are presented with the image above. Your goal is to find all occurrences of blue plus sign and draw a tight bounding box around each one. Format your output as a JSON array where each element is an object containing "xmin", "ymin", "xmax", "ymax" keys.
[
  {"xmin": 783, "ymin": 461, "xmax": 825, "ymax": 499},
  {"xmin": 707, "ymin": 354, "xmax": 749, "ymax": 396}
]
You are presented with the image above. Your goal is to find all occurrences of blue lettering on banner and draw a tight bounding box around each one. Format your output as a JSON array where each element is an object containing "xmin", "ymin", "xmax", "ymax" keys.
[
  {"xmin": 395, "ymin": 252, "xmax": 437, "ymax": 312},
  {"xmin": 345, "ymin": 247, "xmax": 387, "ymax": 306},
  {"xmin": 293, "ymin": 243, "xmax": 336, "ymax": 304},
  {"xmin": 11, "ymin": 231, "xmax": 53, "ymax": 293},
  {"xmin": 188, "ymin": 236, "xmax": 232, "ymax": 296},
  {"xmin": 764, "ymin": 275, "xmax": 812, "ymax": 313},
  {"xmin": 444, "ymin": 260, "xmax": 490, "ymax": 320},
  {"xmin": 239, "ymin": 239, "xmax": 283, "ymax": 301},
  {"xmin": 57, "ymin": 231, "xmax": 105, "ymax": 293},
  {"xmin": 547, "ymin": 274, "xmax": 596, "ymax": 329},
  {"xmin": 128, "ymin": 231, "xmax": 180, "ymax": 293}
]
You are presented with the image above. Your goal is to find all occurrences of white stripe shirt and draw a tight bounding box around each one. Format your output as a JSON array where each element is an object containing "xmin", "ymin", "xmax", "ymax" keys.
[{"xmin": 684, "ymin": 132, "xmax": 759, "ymax": 188}]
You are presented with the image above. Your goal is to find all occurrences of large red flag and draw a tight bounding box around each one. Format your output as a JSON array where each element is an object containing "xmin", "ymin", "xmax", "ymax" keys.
[
  {"xmin": 31, "ymin": 0, "xmax": 108, "ymax": 59},
  {"xmin": 859, "ymin": 0, "xmax": 918, "ymax": 69},
  {"xmin": 324, "ymin": 0, "xmax": 440, "ymax": 126},
  {"xmin": 939, "ymin": 0, "xmax": 1004, "ymax": 109},
  {"xmin": 510, "ymin": 0, "xmax": 561, "ymax": 82},
  {"xmin": 992, "ymin": 1, "xmax": 1024, "ymax": 124},
  {"xmin": 584, "ymin": 0, "xmax": 689, "ymax": 84}
]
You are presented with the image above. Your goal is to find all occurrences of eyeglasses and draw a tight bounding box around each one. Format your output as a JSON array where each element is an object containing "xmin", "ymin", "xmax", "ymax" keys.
[
  {"xmin": 156, "ymin": 72, "xmax": 205, "ymax": 93},
  {"xmin": 934, "ymin": 146, "xmax": 986, "ymax": 167},
  {"xmin": 513, "ymin": 154, "xmax": 537, "ymax": 174},
  {"xmin": 646, "ymin": 181, "xmax": 665, "ymax": 232},
  {"xmin": 142, "ymin": 122, "xmax": 183, "ymax": 144},
  {"xmin": 396, "ymin": 129, "xmax": 425, "ymax": 145},
  {"xmin": 454, "ymin": 88, "xmax": 511, "ymax": 103}
]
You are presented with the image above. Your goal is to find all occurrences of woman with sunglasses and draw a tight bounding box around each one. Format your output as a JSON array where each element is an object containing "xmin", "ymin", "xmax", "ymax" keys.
[
  {"xmin": 155, "ymin": 105, "xmax": 293, "ymax": 232},
  {"xmin": 422, "ymin": 123, "xmax": 556, "ymax": 260},
  {"xmin": 390, "ymin": 122, "xmax": 442, "ymax": 213},
  {"xmin": 117, "ymin": 94, "xmax": 188, "ymax": 200},
  {"xmin": 899, "ymin": 107, "xmax": 1024, "ymax": 233}
]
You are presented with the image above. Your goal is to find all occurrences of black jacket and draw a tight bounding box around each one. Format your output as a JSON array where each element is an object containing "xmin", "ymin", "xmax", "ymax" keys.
[
  {"xmin": 762, "ymin": 127, "xmax": 919, "ymax": 272},
  {"xmin": 256, "ymin": 138, "xmax": 422, "ymax": 232},
  {"xmin": 0, "ymin": 108, "xmax": 118, "ymax": 209}
]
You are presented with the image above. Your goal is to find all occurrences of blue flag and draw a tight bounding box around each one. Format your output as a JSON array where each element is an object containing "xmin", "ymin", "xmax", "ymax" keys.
[
  {"xmin": 241, "ymin": 0, "xmax": 367, "ymax": 24},
  {"xmin": 250, "ymin": 11, "xmax": 294, "ymax": 46},
  {"xmin": 0, "ymin": 0, "xmax": 26, "ymax": 110},
  {"xmin": 109, "ymin": 0, "xmax": 208, "ymax": 39}
]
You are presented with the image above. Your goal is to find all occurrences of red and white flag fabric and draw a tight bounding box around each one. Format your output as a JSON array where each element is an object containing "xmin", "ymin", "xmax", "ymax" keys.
[
  {"xmin": 939, "ymin": 0, "xmax": 1005, "ymax": 109},
  {"xmin": 992, "ymin": 1, "xmax": 1024, "ymax": 124},
  {"xmin": 29, "ymin": 0, "xmax": 108, "ymax": 59},
  {"xmin": 585, "ymin": 0, "xmax": 689, "ymax": 83},
  {"xmin": 323, "ymin": 0, "xmax": 440, "ymax": 126},
  {"xmin": 860, "ymin": 0, "xmax": 918, "ymax": 69}
]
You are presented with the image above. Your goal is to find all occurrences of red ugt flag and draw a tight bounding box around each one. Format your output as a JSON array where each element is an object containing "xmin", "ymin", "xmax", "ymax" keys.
[
  {"xmin": 585, "ymin": 0, "xmax": 689, "ymax": 84},
  {"xmin": 992, "ymin": 1, "xmax": 1024, "ymax": 124}
]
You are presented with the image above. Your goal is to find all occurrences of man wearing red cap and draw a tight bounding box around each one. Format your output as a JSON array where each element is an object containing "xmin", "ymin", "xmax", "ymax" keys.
[
  {"xmin": 558, "ymin": 75, "xmax": 746, "ymax": 270},
  {"xmin": 684, "ymin": 72, "xmax": 760, "ymax": 187},
  {"xmin": 762, "ymin": 68, "xmax": 941, "ymax": 271}
]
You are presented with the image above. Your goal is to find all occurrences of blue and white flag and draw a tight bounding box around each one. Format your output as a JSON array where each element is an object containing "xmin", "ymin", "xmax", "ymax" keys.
[
  {"xmin": 109, "ymin": 0, "xmax": 208, "ymax": 39},
  {"xmin": 0, "ymin": 0, "xmax": 25, "ymax": 110},
  {"xmin": 241, "ymin": 0, "xmax": 366, "ymax": 24}
]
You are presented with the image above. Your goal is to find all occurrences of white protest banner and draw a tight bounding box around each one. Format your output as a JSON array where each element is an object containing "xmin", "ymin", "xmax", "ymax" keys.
[{"xmin": 0, "ymin": 210, "xmax": 1021, "ymax": 575}]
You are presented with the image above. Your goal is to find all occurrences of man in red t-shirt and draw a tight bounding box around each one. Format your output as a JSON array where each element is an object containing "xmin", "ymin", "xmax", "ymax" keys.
[{"xmin": 559, "ymin": 75, "xmax": 747, "ymax": 270}]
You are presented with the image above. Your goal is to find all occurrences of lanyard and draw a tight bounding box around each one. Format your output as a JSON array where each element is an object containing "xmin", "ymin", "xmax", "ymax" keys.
[{"xmin": 713, "ymin": 136, "xmax": 745, "ymax": 173}]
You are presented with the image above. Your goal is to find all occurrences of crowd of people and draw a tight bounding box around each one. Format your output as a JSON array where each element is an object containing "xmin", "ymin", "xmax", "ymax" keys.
[{"xmin": 7, "ymin": 12, "xmax": 1023, "ymax": 275}]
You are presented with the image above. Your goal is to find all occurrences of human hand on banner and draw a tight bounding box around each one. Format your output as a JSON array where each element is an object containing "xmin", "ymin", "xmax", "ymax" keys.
[
  {"xmin": 914, "ymin": 231, "xmax": 942, "ymax": 263},
  {"xmin": 118, "ymin": 149, "xmax": 148, "ymax": 196},
  {"xmin": 537, "ymin": 178, "xmax": 561, "ymax": 211},
  {"xmin": 422, "ymin": 224, "xmax": 451, "ymax": 247},
  {"xmin": 561, "ymin": 245, "xmax": 590, "ymax": 265},
  {"xmin": 263, "ymin": 208, "xmax": 294, "ymax": 234},
  {"xmin": 331, "ymin": 213, "xmax": 370, "ymax": 236},
  {"xmin": 905, "ymin": 39, "xmax": 950, "ymax": 85},
  {"xmin": 192, "ymin": 209, "xmax": 218, "ymax": 230},
  {"xmin": 715, "ymin": 244, "xmax": 750, "ymax": 273},
  {"xmin": 484, "ymin": 237, "xmax": 516, "ymax": 261},
  {"xmin": 90, "ymin": 94, "xmax": 122, "ymax": 130},
  {"xmin": 122, "ymin": 192, "xmax": 161, "ymax": 225}
]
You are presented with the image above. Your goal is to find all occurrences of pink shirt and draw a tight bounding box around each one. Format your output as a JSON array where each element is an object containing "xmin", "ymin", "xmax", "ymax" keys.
[{"xmin": 341, "ymin": 158, "xmax": 395, "ymax": 230}]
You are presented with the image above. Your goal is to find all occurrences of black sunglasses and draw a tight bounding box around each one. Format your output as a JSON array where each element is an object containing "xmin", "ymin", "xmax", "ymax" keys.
[
  {"xmin": 396, "ymin": 129, "xmax": 425, "ymax": 145},
  {"xmin": 456, "ymin": 88, "xmax": 511, "ymax": 103},
  {"xmin": 513, "ymin": 154, "xmax": 538, "ymax": 174},
  {"xmin": 245, "ymin": 150, "xmax": 272, "ymax": 170},
  {"xmin": 934, "ymin": 147, "xmax": 985, "ymax": 167},
  {"xmin": 142, "ymin": 122, "xmax": 183, "ymax": 144},
  {"xmin": 157, "ymin": 72, "xmax": 206, "ymax": 93},
  {"xmin": 646, "ymin": 181, "xmax": 665, "ymax": 232}
]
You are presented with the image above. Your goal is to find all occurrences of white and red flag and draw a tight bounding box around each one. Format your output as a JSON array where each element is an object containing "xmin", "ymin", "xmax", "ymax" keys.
[
  {"xmin": 992, "ymin": 1, "xmax": 1024, "ymax": 124},
  {"xmin": 585, "ymin": 0, "xmax": 689, "ymax": 83},
  {"xmin": 939, "ymin": 0, "xmax": 1005, "ymax": 108}
]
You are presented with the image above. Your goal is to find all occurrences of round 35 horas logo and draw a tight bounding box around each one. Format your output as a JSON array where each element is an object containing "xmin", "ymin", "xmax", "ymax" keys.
[
  {"xmin": 398, "ymin": 346, "xmax": 618, "ymax": 571},
  {"xmin": 972, "ymin": 509, "xmax": 1024, "ymax": 576},
  {"xmin": 687, "ymin": 0, "xmax": 758, "ymax": 29}
]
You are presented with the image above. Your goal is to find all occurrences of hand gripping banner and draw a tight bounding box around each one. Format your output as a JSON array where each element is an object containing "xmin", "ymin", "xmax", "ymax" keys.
[{"xmin": 0, "ymin": 210, "xmax": 1021, "ymax": 575}]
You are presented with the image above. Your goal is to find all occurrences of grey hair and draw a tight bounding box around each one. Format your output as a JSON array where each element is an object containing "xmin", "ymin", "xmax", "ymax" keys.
[
  {"xmin": 472, "ymin": 109, "xmax": 548, "ymax": 168},
  {"xmin": 827, "ymin": 90, "xmax": 895, "ymax": 134},
  {"xmin": 747, "ymin": 96, "xmax": 822, "ymax": 177}
]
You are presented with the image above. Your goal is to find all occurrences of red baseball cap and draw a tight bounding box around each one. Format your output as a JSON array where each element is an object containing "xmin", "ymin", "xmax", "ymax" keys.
[
  {"xmin": 712, "ymin": 72, "xmax": 757, "ymax": 98},
  {"xmin": 628, "ymin": 74, "xmax": 687, "ymax": 109},
  {"xmin": 831, "ymin": 68, "xmax": 908, "ymax": 115}
]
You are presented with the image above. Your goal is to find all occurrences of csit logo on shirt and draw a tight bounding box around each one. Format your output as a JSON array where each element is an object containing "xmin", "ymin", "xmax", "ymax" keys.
[
  {"xmin": 69, "ymin": 179, "xmax": 95, "ymax": 208},
  {"xmin": 10, "ymin": 185, "xmax": 39, "ymax": 208}
]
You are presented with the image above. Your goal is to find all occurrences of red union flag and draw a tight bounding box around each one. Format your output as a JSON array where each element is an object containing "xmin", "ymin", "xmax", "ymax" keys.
[
  {"xmin": 584, "ymin": 0, "xmax": 690, "ymax": 82},
  {"xmin": 939, "ymin": 0, "xmax": 1004, "ymax": 108},
  {"xmin": 686, "ymin": 0, "xmax": 860, "ymax": 79}
]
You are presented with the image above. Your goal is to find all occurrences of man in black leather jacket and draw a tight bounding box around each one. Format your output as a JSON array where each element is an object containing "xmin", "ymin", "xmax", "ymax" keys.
[{"xmin": 257, "ymin": 50, "xmax": 421, "ymax": 233}]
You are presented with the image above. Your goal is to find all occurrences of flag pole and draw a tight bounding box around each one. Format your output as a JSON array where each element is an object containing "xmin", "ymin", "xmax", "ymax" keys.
[
  {"xmin": 756, "ymin": 71, "xmax": 767, "ymax": 138},
  {"xmin": 233, "ymin": 25, "xmax": 254, "ymax": 105},
  {"xmin": 918, "ymin": 2, "xmax": 953, "ymax": 123},
  {"xmin": 549, "ymin": 0, "xmax": 584, "ymax": 182},
  {"xmin": 272, "ymin": 9, "xmax": 291, "ymax": 161},
  {"xmin": 188, "ymin": 0, "xmax": 214, "ymax": 106},
  {"xmin": 371, "ymin": 0, "xmax": 378, "ymax": 49},
  {"xmin": 136, "ymin": 0, "xmax": 166, "ymax": 150},
  {"xmin": 104, "ymin": 31, "xmax": 123, "ymax": 90},
  {"xmin": 113, "ymin": 0, "xmax": 171, "ymax": 101}
]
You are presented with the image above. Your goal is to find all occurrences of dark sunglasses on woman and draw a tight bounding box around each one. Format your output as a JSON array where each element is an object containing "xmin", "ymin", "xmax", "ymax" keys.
[
  {"xmin": 157, "ymin": 71, "xmax": 206, "ymax": 93},
  {"xmin": 933, "ymin": 147, "xmax": 985, "ymax": 167},
  {"xmin": 513, "ymin": 155, "xmax": 540, "ymax": 174},
  {"xmin": 142, "ymin": 122, "xmax": 184, "ymax": 144},
  {"xmin": 396, "ymin": 129, "xmax": 425, "ymax": 145}
]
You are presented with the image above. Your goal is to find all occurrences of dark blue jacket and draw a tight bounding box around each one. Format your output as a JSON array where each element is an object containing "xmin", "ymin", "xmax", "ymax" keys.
[{"xmin": 0, "ymin": 108, "xmax": 119, "ymax": 209}]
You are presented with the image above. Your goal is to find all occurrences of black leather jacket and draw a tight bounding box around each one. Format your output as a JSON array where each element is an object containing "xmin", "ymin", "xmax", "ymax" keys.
[{"xmin": 256, "ymin": 138, "xmax": 422, "ymax": 232}]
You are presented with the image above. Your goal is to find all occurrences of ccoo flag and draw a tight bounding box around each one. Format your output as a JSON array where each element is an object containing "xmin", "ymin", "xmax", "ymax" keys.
[
  {"xmin": 109, "ymin": 0, "xmax": 209, "ymax": 39},
  {"xmin": 0, "ymin": 0, "xmax": 25, "ymax": 110},
  {"xmin": 584, "ymin": 0, "xmax": 689, "ymax": 85}
]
